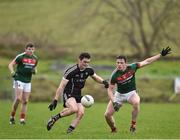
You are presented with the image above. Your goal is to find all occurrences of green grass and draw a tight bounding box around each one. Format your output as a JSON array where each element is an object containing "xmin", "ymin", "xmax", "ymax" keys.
[{"xmin": 1, "ymin": 100, "xmax": 180, "ymax": 139}]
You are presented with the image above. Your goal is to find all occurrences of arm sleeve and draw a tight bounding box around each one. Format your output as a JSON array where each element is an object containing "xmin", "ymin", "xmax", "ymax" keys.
[
  {"xmin": 89, "ymin": 68, "xmax": 95, "ymax": 76},
  {"xmin": 110, "ymin": 75, "xmax": 116, "ymax": 85},
  {"xmin": 130, "ymin": 63, "xmax": 140, "ymax": 71},
  {"xmin": 14, "ymin": 55, "xmax": 22, "ymax": 64},
  {"xmin": 63, "ymin": 70, "xmax": 73, "ymax": 80},
  {"xmin": 63, "ymin": 64, "xmax": 77, "ymax": 80}
]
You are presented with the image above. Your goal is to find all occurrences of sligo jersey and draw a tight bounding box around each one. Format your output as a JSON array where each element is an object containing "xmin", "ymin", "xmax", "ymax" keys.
[
  {"xmin": 110, "ymin": 63, "xmax": 139, "ymax": 94},
  {"xmin": 14, "ymin": 52, "xmax": 38, "ymax": 83},
  {"xmin": 63, "ymin": 64, "xmax": 94, "ymax": 96}
]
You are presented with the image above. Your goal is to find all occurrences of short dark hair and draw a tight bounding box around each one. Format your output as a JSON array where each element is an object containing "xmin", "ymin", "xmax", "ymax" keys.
[
  {"xmin": 116, "ymin": 55, "xmax": 127, "ymax": 62},
  {"xmin": 79, "ymin": 52, "xmax": 91, "ymax": 60},
  {"xmin": 25, "ymin": 42, "xmax": 35, "ymax": 49}
]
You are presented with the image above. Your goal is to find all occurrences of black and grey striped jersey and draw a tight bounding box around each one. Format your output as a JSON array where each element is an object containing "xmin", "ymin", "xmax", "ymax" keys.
[{"xmin": 63, "ymin": 64, "xmax": 94, "ymax": 95}]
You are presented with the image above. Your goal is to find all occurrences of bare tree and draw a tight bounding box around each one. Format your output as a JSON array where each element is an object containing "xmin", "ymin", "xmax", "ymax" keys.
[{"xmin": 71, "ymin": 0, "xmax": 180, "ymax": 58}]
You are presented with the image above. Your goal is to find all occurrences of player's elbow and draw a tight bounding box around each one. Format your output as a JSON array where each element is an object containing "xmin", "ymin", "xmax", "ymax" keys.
[
  {"xmin": 8, "ymin": 63, "xmax": 12, "ymax": 69},
  {"xmin": 8, "ymin": 64, "xmax": 14, "ymax": 72}
]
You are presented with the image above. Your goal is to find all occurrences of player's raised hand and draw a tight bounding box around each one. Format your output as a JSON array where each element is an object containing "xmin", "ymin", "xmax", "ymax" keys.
[
  {"xmin": 48, "ymin": 100, "xmax": 57, "ymax": 111},
  {"xmin": 161, "ymin": 46, "xmax": 171, "ymax": 56}
]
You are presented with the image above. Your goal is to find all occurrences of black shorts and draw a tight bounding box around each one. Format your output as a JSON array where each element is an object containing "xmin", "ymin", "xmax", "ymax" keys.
[{"xmin": 63, "ymin": 92, "xmax": 82, "ymax": 107}]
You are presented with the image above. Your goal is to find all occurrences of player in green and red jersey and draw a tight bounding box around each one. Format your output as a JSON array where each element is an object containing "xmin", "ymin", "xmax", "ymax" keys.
[
  {"xmin": 8, "ymin": 42, "xmax": 38, "ymax": 125},
  {"xmin": 104, "ymin": 47, "xmax": 171, "ymax": 133}
]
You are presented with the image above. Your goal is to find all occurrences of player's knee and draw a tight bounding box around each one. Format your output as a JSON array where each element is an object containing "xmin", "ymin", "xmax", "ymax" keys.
[
  {"xmin": 104, "ymin": 111, "xmax": 112, "ymax": 118},
  {"xmin": 133, "ymin": 103, "xmax": 140, "ymax": 110},
  {"xmin": 71, "ymin": 106, "xmax": 78, "ymax": 113},
  {"xmin": 77, "ymin": 111, "xmax": 84, "ymax": 118},
  {"xmin": 104, "ymin": 112, "xmax": 108, "ymax": 118},
  {"xmin": 131, "ymin": 98, "xmax": 140, "ymax": 105},
  {"xmin": 133, "ymin": 101, "xmax": 140, "ymax": 106},
  {"xmin": 16, "ymin": 98, "xmax": 21, "ymax": 103},
  {"xmin": 22, "ymin": 100, "xmax": 28, "ymax": 105}
]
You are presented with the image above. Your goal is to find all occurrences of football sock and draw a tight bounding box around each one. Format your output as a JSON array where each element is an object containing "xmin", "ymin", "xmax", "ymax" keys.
[
  {"xmin": 20, "ymin": 113, "xmax": 25, "ymax": 120},
  {"xmin": 11, "ymin": 111, "xmax": 16, "ymax": 118},
  {"xmin": 111, "ymin": 126, "xmax": 117, "ymax": 132},
  {"xmin": 53, "ymin": 113, "xmax": 61, "ymax": 121},
  {"xmin": 111, "ymin": 126, "xmax": 117, "ymax": 130},
  {"xmin": 131, "ymin": 120, "xmax": 136, "ymax": 127},
  {"xmin": 67, "ymin": 125, "xmax": 75, "ymax": 132}
]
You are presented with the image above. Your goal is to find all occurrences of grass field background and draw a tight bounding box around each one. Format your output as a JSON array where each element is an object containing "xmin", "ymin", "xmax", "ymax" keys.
[
  {"xmin": 1, "ymin": 57, "xmax": 180, "ymax": 102},
  {"xmin": 0, "ymin": 100, "xmax": 180, "ymax": 139},
  {"xmin": 0, "ymin": 1, "xmax": 180, "ymax": 138}
]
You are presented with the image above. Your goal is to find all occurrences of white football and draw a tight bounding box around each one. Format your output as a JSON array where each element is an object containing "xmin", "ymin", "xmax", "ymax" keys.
[{"xmin": 81, "ymin": 95, "xmax": 94, "ymax": 108}]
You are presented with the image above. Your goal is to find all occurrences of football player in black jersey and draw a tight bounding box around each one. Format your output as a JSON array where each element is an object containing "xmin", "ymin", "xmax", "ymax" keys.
[{"xmin": 46, "ymin": 52, "xmax": 109, "ymax": 133}]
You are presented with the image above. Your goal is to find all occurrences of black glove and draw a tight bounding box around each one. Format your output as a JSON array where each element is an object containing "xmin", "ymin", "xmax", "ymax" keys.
[
  {"xmin": 48, "ymin": 100, "xmax": 57, "ymax": 111},
  {"xmin": 161, "ymin": 46, "xmax": 171, "ymax": 56},
  {"xmin": 102, "ymin": 80, "xmax": 109, "ymax": 88},
  {"xmin": 113, "ymin": 102, "xmax": 121, "ymax": 112}
]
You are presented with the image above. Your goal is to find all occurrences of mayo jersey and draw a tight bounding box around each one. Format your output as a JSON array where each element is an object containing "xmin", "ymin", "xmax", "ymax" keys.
[
  {"xmin": 14, "ymin": 52, "xmax": 38, "ymax": 83},
  {"xmin": 110, "ymin": 63, "xmax": 139, "ymax": 94}
]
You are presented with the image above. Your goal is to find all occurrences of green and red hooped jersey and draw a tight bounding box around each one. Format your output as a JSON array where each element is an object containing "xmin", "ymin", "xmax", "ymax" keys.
[
  {"xmin": 14, "ymin": 52, "xmax": 38, "ymax": 83},
  {"xmin": 110, "ymin": 63, "xmax": 140, "ymax": 94}
]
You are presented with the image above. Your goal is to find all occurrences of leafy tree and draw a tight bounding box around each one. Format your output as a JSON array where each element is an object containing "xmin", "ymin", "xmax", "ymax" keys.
[{"xmin": 71, "ymin": 0, "xmax": 180, "ymax": 58}]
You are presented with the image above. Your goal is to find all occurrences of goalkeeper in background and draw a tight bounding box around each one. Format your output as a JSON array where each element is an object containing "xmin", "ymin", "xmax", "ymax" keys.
[
  {"xmin": 8, "ymin": 42, "xmax": 38, "ymax": 125},
  {"xmin": 104, "ymin": 47, "xmax": 171, "ymax": 133}
]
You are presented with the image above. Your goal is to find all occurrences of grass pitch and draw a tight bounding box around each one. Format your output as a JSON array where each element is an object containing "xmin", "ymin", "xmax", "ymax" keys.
[{"xmin": 0, "ymin": 100, "xmax": 180, "ymax": 139}]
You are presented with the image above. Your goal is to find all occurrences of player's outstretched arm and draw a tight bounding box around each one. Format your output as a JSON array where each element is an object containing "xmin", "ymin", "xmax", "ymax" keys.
[
  {"xmin": 54, "ymin": 78, "xmax": 68, "ymax": 100},
  {"xmin": 138, "ymin": 46, "xmax": 171, "ymax": 68},
  {"xmin": 91, "ymin": 73, "xmax": 109, "ymax": 88},
  {"xmin": 48, "ymin": 78, "xmax": 68, "ymax": 111}
]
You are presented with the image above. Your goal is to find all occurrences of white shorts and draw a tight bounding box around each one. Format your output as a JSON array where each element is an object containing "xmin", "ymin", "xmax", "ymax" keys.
[
  {"xmin": 114, "ymin": 90, "xmax": 138, "ymax": 104},
  {"xmin": 13, "ymin": 80, "xmax": 31, "ymax": 93}
]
